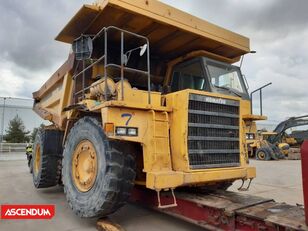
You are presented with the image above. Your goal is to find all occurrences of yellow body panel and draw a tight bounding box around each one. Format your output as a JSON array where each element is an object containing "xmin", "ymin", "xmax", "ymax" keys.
[
  {"xmin": 284, "ymin": 137, "xmax": 298, "ymax": 146},
  {"xmin": 33, "ymin": 72, "xmax": 73, "ymax": 130},
  {"xmin": 146, "ymin": 166, "xmax": 255, "ymax": 189},
  {"xmin": 97, "ymin": 88, "xmax": 256, "ymax": 190}
]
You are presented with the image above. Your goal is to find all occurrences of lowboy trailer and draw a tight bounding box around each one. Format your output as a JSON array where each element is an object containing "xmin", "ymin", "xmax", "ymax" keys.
[
  {"xmin": 127, "ymin": 141, "xmax": 308, "ymax": 231},
  {"xmin": 131, "ymin": 188, "xmax": 306, "ymax": 231}
]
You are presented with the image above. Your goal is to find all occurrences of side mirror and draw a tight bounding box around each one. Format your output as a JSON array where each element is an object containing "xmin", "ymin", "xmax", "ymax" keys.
[
  {"xmin": 139, "ymin": 44, "xmax": 148, "ymax": 56},
  {"xmin": 123, "ymin": 43, "xmax": 148, "ymax": 66},
  {"xmin": 123, "ymin": 54, "xmax": 129, "ymax": 66},
  {"xmin": 72, "ymin": 35, "xmax": 93, "ymax": 60}
]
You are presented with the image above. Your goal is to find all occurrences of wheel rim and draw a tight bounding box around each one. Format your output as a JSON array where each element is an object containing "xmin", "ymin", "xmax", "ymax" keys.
[
  {"xmin": 257, "ymin": 151, "xmax": 266, "ymax": 160},
  {"xmin": 34, "ymin": 145, "xmax": 41, "ymax": 174},
  {"xmin": 72, "ymin": 140, "xmax": 98, "ymax": 192}
]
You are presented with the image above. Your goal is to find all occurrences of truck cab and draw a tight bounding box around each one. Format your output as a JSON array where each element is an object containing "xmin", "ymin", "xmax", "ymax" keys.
[{"xmin": 168, "ymin": 57, "xmax": 249, "ymax": 100}]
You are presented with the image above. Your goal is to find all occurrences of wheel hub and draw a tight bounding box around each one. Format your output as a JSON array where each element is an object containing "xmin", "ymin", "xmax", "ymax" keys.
[
  {"xmin": 258, "ymin": 151, "xmax": 265, "ymax": 160},
  {"xmin": 72, "ymin": 140, "xmax": 98, "ymax": 192}
]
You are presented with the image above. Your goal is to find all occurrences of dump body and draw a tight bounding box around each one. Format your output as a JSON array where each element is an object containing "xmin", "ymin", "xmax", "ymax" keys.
[
  {"xmin": 56, "ymin": 0, "xmax": 250, "ymax": 60},
  {"xmin": 33, "ymin": 0, "xmax": 257, "ymax": 193},
  {"xmin": 33, "ymin": 0, "xmax": 251, "ymax": 131},
  {"xmin": 33, "ymin": 54, "xmax": 74, "ymax": 130}
]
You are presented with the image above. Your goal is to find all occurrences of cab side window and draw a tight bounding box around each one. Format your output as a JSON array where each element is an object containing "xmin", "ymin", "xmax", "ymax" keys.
[{"xmin": 170, "ymin": 61, "xmax": 206, "ymax": 92}]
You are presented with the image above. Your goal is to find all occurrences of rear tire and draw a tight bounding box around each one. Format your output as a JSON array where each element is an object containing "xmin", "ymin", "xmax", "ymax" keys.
[
  {"xmin": 256, "ymin": 148, "xmax": 271, "ymax": 161},
  {"xmin": 62, "ymin": 117, "xmax": 136, "ymax": 218},
  {"xmin": 32, "ymin": 129, "xmax": 63, "ymax": 188}
]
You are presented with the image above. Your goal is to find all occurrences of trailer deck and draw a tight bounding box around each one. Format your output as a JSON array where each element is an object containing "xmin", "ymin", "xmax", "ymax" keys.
[
  {"xmin": 130, "ymin": 188, "xmax": 306, "ymax": 231},
  {"xmin": 125, "ymin": 143, "xmax": 308, "ymax": 231}
]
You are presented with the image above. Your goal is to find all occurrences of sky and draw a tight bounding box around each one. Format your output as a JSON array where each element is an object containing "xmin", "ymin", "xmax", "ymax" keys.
[{"xmin": 0, "ymin": 0, "xmax": 307, "ymax": 127}]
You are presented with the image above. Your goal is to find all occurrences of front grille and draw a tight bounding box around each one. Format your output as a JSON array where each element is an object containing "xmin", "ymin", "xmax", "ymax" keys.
[{"xmin": 188, "ymin": 94, "xmax": 240, "ymax": 169}]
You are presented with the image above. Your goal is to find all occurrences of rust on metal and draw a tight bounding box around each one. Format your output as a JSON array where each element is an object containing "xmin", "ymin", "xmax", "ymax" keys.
[
  {"xmin": 97, "ymin": 218, "xmax": 125, "ymax": 231},
  {"xmin": 237, "ymin": 201, "xmax": 307, "ymax": 231},
  {"xmin": 131, "ymin": 187, "xmax": 308, "ymax": 231}
]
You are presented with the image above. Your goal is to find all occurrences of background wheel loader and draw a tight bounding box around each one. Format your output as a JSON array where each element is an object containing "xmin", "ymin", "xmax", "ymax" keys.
[
  {"xmin": 31, "ymin": 0, "xmax": 259, "ymax": 218},
  {"xmin": 246, "ymin": 115, "xmax": 308, "ymax": 160}
]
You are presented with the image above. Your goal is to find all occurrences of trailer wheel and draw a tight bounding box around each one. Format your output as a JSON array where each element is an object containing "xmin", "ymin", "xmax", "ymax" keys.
[
  {"xmin": 32, "ymin": 129, "xmax": 63, "ymax": 188},
  {"xmin": 62, "ymin": 117, "xmax": 136, "ymax": 218},
  {"xmin": 256, "ymin": 148, "xmax": 271, "ymax": 161}
]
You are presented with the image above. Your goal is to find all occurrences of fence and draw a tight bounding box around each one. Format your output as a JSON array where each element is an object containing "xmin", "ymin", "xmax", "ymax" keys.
[{"xmin": 0, "ymin": 142, "xmax": 27, "ymax": 153}]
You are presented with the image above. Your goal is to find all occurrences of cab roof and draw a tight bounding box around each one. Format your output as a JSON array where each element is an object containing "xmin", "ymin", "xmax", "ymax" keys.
[{"xmin": 55, "ymin": 0, "xmax": 250, "ymax": 63}]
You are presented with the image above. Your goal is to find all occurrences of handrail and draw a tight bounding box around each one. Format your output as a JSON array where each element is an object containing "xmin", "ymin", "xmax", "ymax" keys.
[
  {"xmin": 73, "ymin": 26, "xmax": 151, "ymax": 104},
  {"xmin": 250, "ymin": 82, "xmax": 272, "ymax": 115},
  {"xmin": 72, "ymin": 55, "xmax": 105, "ymax": 80}
]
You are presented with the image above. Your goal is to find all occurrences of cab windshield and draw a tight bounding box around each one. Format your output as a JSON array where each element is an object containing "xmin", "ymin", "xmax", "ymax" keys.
[
  {"xmin": 169, "ymin": 57, "xmax": 249, "ymax": 99},
  {"xmin": 207, "ymin": 61, "xmax": 244, "ymax": 93}
]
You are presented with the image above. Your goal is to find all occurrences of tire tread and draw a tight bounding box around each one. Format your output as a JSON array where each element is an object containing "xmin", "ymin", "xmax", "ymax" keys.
[{"xmin": 62, "ymin": 117, "xmax": 136, "ymax": 218}]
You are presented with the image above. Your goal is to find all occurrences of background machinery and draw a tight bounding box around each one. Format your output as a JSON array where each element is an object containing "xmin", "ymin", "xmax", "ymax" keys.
[
  {"xmin": 247, "ymin": 115, "xmax": 308, "ymax": 160},
  {"xmin": 269, "ymin": 115, "xmax": 308, "ymax": 147}
]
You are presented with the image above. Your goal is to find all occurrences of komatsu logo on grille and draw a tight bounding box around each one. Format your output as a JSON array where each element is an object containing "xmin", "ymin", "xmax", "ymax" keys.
[{"xmin": 205, "ymin": 96, "xmax": 226, "ymax": 105}]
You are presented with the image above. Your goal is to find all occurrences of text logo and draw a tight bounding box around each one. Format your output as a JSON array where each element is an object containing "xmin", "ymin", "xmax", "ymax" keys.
[
  {"xmin": 1, "ymin": 205, "xmax": 55, "ymax": 219},
  {"xmin": 205, "ymin": 97, "xmax": 227, "ymax": 105}
]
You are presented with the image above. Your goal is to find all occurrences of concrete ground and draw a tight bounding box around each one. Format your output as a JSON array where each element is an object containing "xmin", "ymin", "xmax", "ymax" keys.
[
  {"xmin": 230, "ymin": 159, "xmax": 303, "ymax": 205},
  {"xmin": 0, "ymin": 153, "xmax": 303, "ymax": 231}
]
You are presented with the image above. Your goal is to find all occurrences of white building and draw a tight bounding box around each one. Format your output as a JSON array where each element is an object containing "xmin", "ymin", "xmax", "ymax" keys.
[{"xmin": 0, "ymin": 97, "xmax": 45, "ymax": 141}]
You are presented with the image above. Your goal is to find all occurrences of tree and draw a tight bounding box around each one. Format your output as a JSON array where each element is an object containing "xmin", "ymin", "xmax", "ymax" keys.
[
  {"xmin": 31, "ymin": 124, "xmax": 45, "ymax": 142},
  {"xmin": 4, "ymin": 115, "xmax": 30, "ymax": 143}
]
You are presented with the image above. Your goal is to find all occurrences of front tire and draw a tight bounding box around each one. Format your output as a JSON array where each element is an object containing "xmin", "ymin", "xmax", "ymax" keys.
[
  {"xmin": 256, "ymin": 148, "xmax": 271, "ymax": 161},
  {"xmin": 62, "ymin": 117, "xmax": 136, "ymax": 218}
]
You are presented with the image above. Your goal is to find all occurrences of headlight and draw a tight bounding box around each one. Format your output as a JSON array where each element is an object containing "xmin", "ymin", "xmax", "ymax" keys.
[
  {"xmin": 116, "ymin": 127, "xmax": 127, "ymax": 135},
  {"xmin": 127, "ymin": 128, "xmax": 138, "ymax": 136},
  {"xmin": 246, "ymin": 133, "xmax": 255, "ymax": 140},
  {"xmin": 115, "ymin": 127, "xmax": 138, "ymax": 136}
]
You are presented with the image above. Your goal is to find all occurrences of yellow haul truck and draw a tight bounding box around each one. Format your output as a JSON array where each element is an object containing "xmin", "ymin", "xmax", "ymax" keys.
[{"xmin": 32, "ymin": 0, "xmax": 258, "ymax": 218}]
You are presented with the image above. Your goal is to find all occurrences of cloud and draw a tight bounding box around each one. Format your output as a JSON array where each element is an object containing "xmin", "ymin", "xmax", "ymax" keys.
[
  {"xmin": 162, "ymin": 0, "xmax": 308, "ymax": 124},
  {"xmin": 0, "ymin": 60, "xmax": 24, "ymax": 97},
  {"xmin": 0, "ymin": 0, "xmax": 93, "ymax": 97}
]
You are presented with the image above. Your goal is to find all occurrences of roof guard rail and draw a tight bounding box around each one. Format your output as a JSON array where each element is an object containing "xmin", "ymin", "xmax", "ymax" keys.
[{"xmin": 72, "ymin": 26, "xmax": 151, "ymax": 104}]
